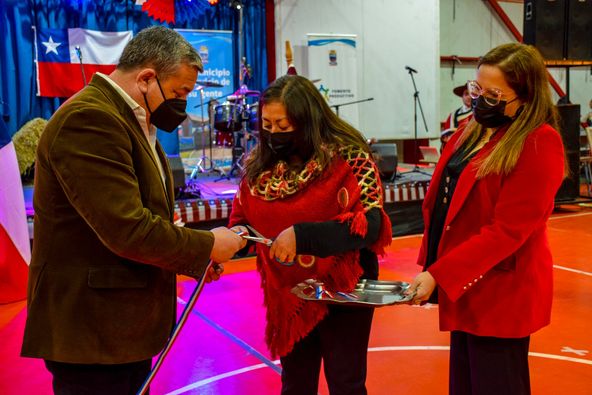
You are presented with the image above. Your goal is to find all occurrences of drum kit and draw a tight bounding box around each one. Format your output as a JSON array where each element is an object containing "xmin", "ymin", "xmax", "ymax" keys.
[{"xmin": 190, "ymin": 80, "xmax": 261, "ymax": 180}]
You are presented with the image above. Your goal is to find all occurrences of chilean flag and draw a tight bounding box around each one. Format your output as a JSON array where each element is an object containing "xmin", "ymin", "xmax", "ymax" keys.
[
  {"xmin": 34, "ymin": 27, "xmax": 132, "ymax": 97},
  {"xmin": 0, "ymin": 119, "xmax": 31, "ymax": 303}
]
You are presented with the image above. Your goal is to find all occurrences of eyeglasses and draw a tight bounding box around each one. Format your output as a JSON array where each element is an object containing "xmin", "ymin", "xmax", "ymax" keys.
[{"xmin": 466, "ymin": 80, "xmax": 503, "ymax": 106}]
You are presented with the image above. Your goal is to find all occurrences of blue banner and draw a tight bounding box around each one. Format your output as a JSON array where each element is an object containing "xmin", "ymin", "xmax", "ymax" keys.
[
  {"xmin": 158, "ymin": 29, "xmax": 235, "ymax": 155},
  {"xmin": 176, "ymin": 29, "xmax": 235, "ymax": 117}
]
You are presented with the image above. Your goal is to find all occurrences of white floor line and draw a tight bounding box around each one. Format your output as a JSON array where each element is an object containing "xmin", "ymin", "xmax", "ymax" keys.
[
  {"xmin": 392, "ymin": 233, "xmax": 422, "ymax": 240},
  {"xmin": 549, "ymin": 211, "xmax": 592, "ymax": 220},
  {"xmin": 165, "ymin": 346, "xmax": 592, "ymax": 394},
  {"xmin": 165, "ymin": 361, "xmax": 281, "ymax": 395},
  {"xmin": 553, "ymin": 264, "xmax": 592, "ymax": 277},
  {"xmin": 391, "ymin": 210, "xmax": 592, "ymax": 241}
]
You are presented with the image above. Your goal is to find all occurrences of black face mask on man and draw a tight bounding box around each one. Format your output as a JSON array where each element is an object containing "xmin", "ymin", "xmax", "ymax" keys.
[
  {"xmin": 143, "ymin": 77, "xmax": 188, "ymax": 133},
  {"xmin": 471, "ymin": 96, "xmax": 518, "ymax": 128}
]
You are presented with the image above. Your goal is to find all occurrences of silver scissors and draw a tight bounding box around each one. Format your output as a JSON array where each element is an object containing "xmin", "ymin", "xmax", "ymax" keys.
[
  {"xmin": 242, "ymin": 225, "xmax": 273, "ymax": 247},
  {"xmin": 244, "ymin": 225, "xmax": 294, "ymax": 266}
]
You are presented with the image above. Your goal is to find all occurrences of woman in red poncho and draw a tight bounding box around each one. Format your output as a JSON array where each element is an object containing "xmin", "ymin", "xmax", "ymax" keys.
[{"xmin": 228, "ymin": 75, "xmax": 392, "ymax": 395}]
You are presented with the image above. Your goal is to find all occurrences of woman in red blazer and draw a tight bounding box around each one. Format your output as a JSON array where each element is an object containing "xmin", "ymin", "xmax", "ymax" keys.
[{"xmin": 408, "ymin": 43, "xmax": 565, "ymax": 394}]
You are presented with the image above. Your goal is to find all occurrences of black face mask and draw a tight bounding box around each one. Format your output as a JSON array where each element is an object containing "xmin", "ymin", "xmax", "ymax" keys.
[
  {"xmin": 143, "ymin": 77, "xmax": 188, "ymax": 133},
  {"xmin": 471, "ymin": 96, "xmax": 518, "ymax": 128},
  {"xmin": 261, "ymin": 130, "xmax": 298, "ymax": 159}
]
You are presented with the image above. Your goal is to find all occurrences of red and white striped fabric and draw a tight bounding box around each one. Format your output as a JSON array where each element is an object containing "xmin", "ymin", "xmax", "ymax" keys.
[
  {"xmin": 0, "ymin": 121, "xmax": 31, "ymax": 303},
  {"xmin": 383, "ymin": 181, "xmax": 429, "ymax": 204},
  {"xmin": 173, "ymin": 184, "xmax": 428, "ymax": 225},
  {"xmin": 174, "ymin": 198, "xmax": 233, "ymax": 224}
]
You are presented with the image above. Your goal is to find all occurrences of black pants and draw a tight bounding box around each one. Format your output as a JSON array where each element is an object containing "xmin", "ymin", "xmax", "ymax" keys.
[
  {"xmin": 280, "ymin": 305, "xmax": 374, "ymax": 395},
  {"xmin": 44, "ymin": 359, "xmax": 152, "ymax": 395},
  {"xmin": 450, "ymin": 331, "xmax": 531, "ymax": 395}
]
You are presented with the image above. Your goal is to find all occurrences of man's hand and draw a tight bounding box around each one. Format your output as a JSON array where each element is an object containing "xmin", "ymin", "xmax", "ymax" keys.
[
  {"xmin": 205, "ymin": 263, "xmax": 224, "ymax": 283},
  {"xmin": 210, "ymin": 227, "xmax": 244, "ymax": 263}
]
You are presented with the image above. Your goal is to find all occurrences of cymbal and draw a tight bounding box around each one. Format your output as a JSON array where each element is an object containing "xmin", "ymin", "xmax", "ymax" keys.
[{"xmin": 196, "ymin": 80, "xmax": 223, "ymax": 88}]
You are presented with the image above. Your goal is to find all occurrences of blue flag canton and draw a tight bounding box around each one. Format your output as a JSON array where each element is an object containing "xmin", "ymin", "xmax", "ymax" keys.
[{"xmin": 36, "ymin": 28, "xmax": 69, "ymax": 63}]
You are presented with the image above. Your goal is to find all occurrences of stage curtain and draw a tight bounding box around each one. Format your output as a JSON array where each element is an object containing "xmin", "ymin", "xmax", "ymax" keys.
[{"xmin": 0, "ymin": 0, "xmax": 268, "ymax": 136}]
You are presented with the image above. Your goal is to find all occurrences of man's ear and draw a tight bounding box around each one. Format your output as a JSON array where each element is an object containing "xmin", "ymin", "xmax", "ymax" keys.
[{"xmin": 136, "ymin": 68, "xmax": 157, "ymax": 94}]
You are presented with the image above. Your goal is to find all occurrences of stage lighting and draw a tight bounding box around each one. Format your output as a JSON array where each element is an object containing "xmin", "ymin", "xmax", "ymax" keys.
[{"xmin": 230, "ymin": 0, "xmax": 242, "ymax": 10}]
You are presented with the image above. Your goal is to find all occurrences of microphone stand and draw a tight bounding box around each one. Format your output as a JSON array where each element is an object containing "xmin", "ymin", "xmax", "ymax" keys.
[
  {"xmin": 406, "ymin": 67, "xmax": 431, "ymax": 176},
  {"xmin": 75, "ymin": 46, "xmax": 87, "ymax": 86},
  {"xmin": 331, "ymin": 97, "xmax": 374, "ymax": 117}
]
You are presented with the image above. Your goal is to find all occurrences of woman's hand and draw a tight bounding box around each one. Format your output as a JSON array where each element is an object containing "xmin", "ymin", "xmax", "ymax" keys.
[
  {"xmin": 270, "ymin": 226, "xmax": 296, "ymax": 265},
  {"xmin": 407, "ymin": 271, "xmax": 437, "ymax": 305}
]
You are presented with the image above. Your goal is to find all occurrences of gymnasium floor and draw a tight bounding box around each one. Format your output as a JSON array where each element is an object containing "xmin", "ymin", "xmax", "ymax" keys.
[{"xmin": 1, "ymin": 207, "xmax": 591, "ymax": 394}]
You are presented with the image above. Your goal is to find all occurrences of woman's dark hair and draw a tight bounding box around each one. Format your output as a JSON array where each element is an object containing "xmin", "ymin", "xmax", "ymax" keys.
[{"xmin": 244, "ymin": 75, "xmax": 370, "ymax": 182}]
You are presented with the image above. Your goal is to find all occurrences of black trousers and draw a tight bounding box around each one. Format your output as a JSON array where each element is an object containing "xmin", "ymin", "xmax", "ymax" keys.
[
  {"xmin": 449, "ymin": 331, "xmax": 531, "ymax": 395},
  {"xmin": 280, "ymin": 304, "xmax": 374, "ymax": 395},
  {"xmin": 44, "ymin": 359, "xmax": 152, "ymax": 395}
]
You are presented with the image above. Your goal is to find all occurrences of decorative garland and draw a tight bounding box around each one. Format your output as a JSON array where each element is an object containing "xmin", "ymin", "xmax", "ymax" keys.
[{"xmin": 139, "ymin": 0, "xmax": 211, "ymax": 25}]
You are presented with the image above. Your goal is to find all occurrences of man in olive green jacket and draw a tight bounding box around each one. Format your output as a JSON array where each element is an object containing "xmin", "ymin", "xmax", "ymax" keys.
[{"xmin": 21, "ymin": 26, "xmax": 244, "ymax": 394}]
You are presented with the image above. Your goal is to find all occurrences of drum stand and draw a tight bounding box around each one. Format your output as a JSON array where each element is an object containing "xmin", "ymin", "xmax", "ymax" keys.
[
  {"xmin": 215, "ymin": 100, "xmax": 250, "ymax": 182},
  {"xmin": 191, "ymin": 91, "xmax": 224, "ymax": 179},
  {"xmin": 215, "ymin": 130, "xmax": 244, "ymax": 181}
]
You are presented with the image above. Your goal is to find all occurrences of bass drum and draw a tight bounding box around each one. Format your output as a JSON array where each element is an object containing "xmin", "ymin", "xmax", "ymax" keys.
[
  {"xmin": 214, "ymin": 102, "xmax": 243, "ymax": 132},
  {"xmin": 214, "ymin": 130, "xmax": 234, "ymax": 147}
]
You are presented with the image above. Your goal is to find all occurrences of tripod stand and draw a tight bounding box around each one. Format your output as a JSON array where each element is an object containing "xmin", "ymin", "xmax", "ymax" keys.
[
  {"xmin": 191, "ymin": 88, "xmax": 212, "ymax": 176},
  {"xmin": 405, "ymin": 66, "xmax": 431, "ymax": 176},
  {"xmin": 190, "ymin": 92, "xmax": 227, "ymax": 179},
  {"xmin": 214, "ymin": 98, "xmax": 250, "ymax": 182}
]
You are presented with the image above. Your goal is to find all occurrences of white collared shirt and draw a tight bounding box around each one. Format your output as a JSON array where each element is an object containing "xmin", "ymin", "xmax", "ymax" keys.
[{"xmin": 96, "ymin": 72, "xmax": 166, "ymax": 184}]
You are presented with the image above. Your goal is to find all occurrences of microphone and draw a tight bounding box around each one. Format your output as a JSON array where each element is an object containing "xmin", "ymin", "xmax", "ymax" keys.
[
  {"xmin": 405, "ymin": 65, "xmax": 417, "ymax": 74},
  {"xmin": 75, "ymin": 46, "xmax": 82, "ymax": 61}
]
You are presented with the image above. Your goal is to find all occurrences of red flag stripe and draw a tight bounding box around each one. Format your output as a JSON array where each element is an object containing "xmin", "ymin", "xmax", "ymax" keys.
[
  {"xmin": 37, "ymin": 62, "xmax": 116, "ymax": 97},
  {"xmin": 0, "ymin": 225, "xmax": 28, "ymax": 304}
]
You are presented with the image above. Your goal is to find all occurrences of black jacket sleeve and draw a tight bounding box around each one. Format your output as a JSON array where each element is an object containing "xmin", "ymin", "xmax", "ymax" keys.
[{"xmin": 293, "ymin": 208, "xmax": 382, "ymax": 258}]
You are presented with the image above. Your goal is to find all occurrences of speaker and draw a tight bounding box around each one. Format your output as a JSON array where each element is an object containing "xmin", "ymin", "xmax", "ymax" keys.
[
  {"xmin": 565, "ymin": 0, "xmax": 592, "ymax": 60},
  {"xmin": 523, "ymin": 0, "xmax": 566, "ymax": 60},
  {"xmin": 371, "ymin": 143, "xmax": 398, "ymax": 180},
  {"xmin": 524, "ymin": 0, "xmax": 592, "ymax": 61},
  {"xmin": 167, "ymin": 155, "xmax": 186, "ymax": 192},
  {"xmin": 555, "ymin": 104, "xmax": 581, "ymax": 201}
]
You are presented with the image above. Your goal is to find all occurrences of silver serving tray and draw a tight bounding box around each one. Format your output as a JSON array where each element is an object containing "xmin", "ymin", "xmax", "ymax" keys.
[{"xmin": 291, "ymin": 279, "xmax": 413, "ymax": 306}]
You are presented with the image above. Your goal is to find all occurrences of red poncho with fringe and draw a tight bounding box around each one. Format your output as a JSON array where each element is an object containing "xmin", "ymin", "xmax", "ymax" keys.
[{"xmin": 229, "ymin": 146, "xmax": 391, "ymax": 358}]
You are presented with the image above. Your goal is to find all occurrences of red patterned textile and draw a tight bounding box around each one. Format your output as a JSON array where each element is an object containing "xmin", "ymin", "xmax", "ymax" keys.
[{"xmin": 229, "ymin": 147, "xmax": 391, "ymax": 357}]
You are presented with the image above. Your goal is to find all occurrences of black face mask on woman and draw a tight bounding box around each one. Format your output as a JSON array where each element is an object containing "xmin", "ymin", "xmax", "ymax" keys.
[
  {"xmin": 143, "ymin": 77, "xmax": 188, "ymax": 133},
  {"xmin": 471, "ymin": 96, "xmax": 518, "ymax": 128},
  {"xmin": 261, "ymin": 130, "xmax": 299, "ymax": 158}
]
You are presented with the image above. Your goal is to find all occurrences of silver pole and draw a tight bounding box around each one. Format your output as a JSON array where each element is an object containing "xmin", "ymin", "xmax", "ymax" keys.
[{"xmin": 136, "ymin": 261, "xmax": 215, "ymax": 395}]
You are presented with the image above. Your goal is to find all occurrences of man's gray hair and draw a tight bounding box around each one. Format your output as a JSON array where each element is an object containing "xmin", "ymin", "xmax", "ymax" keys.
[{"xmin": 118, "ymin": 26, "xmax": 203, "ymax": 78}]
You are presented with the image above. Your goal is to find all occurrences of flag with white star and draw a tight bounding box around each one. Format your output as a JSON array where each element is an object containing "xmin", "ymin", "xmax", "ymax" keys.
[{"xmin": 34, "ymin": 27, "xmax": 132, "ymax": 97}]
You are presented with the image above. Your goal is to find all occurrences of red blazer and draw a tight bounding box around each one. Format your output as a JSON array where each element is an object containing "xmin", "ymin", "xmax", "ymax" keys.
[{"xmin": 417, "ymin": 124, "xmax": 565, "ymax": 337}]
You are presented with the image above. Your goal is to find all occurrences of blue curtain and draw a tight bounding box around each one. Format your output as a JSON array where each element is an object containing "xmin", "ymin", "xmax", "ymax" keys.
[{"xmin": 0, "ymin": 0, "xmax": 267, "ymax": 136}]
